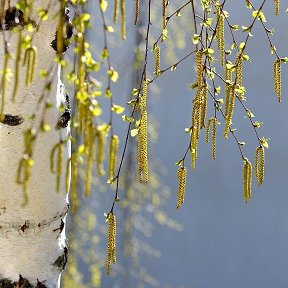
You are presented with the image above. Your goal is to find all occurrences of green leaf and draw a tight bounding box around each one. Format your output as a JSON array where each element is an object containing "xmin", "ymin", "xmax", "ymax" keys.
[
  {"xmin": 111, "ymin": 104, "xmax": 125, "ymax": 114},
  {"xmin": 100, "ymin": 0, "xmax": 108, "ymax": 12},
  {"xmin": 131, "ymin": 128, "xmax": 139, "ymax": 137},
  {"xmin": 107, "ymin": 177, "xmax": 117, "ymax": 184},
  {"xmin": 108, "ymin": 69, "xmax": 119, "ymax": 82},
  {"xmin": 192, "ymin": 34, "xmax": 200, "ymax": 45},
  {"xmin": 252, "ymin": 10, "xmax": 266, "ymax": 22}
]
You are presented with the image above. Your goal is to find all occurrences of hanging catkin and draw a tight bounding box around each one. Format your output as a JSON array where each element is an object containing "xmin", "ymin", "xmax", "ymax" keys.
[
  {"xmin": 254, "ymin": 146, "xmax": 265, "ymax": 186},
  {"xmin": 216, "ymin": 5, "xmax": 225, "ymax": 66},
  {"xmin": 106, "ymin": 213, "xmax": 117, "ymax": 275},
  {"xmin": 211, "ymin": 117, "xmax": 217, "ymax": 160},
  {"xmin": 134, "ymin": 0, "xmax": 139, "ymax": 25},
  {"xmin": 96, "ymin": 129, "xmax": 106, "ymax": 176},
  {"xmin": 235, "ymin": 52, "xmax": 243, "ymax": 87},
  {"xmin": 224, "ymin": 64, "xmax": 232, "ymax": 117},
  {"xmin": 138, "ymin": 110, "xmax": 148, "ymax": 182},
  {"xmin": 243, "ymin": 158, "xmax": 252, "ymax": 203},
  {"xmin": 224, "ymin": 85, "xmax": 235, "ymax": 139},
  {"xmin": 273, "ymin": 59, "xmax": 281, "ymax": 102},
  {"xmin": 120, "ymin": 0, "xmax": 126, "ymax": 40},
  {"xmin": 108, "ymin": 135, "xmax": 119, "ymax": 179},
  {"xmin": 275, "ymin": 0, "xmax": 279, "ymax": 15},
  {"xmin": 162, "ymin": 0, "xmax": 166, "ymax": 41},
  {"xmin": 154, "ymin": 45, "xmax": 161, "ymax": 76},
  {"xmin": 114, "ymin": 0, "xmax": 118, "ymax": 23},
  {"xmin": 177, "ymin": 166, "xmax": 187, "ymax": 209}
]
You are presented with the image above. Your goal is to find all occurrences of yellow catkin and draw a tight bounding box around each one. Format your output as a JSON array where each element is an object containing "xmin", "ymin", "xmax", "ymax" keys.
[
  {"xmin": 200, "ymin": 85, "xmax": 207, "ymax": 129},
  {"xmin": 12, "ymin": 31, "xmax": 22, "ymax": 102},
  {"xmin": 108, "ymin": 135, "xmax": 119, "ymax": 179},
  {"xmin": 191, "ymin": 126, "xmax": 198, "ymax": 169},
  {"xmin": 96, "ymin": 130, "xmax": 106, "ymax": 176},
  {"xmin": 138, "ymin": 110, "xmax": 148, "ymax": 182},
  {"xmin": 235, "ymin": 53, "xmax": 243, "ymax": 87},
  {"xmin": 50, "ymin": 143, "xmax": 63, "ymax": 193},
  {"xmin": 211, "ymin": 117, "xmax": 217, "ymax": 160},
  {"xmin": 85, "ymin": 138, "xmax": 94, "ymax": 197},
  {"xmin": 273, "ymin": 59, "xmax": 281, "ymax": 102},
  {"xmin": 23, "ymin": 46, "xmax": 37, "ymax": 86},
  {"xmin": 254, "ymin": 146, "xmax": 265, "ymax": 186},
  {"xmin": 216, "ymin": 5, "xmax": 225, "ymax": 66},
  {"xmin": 162, "ymin": 0, "xmax": 166, "ymax": 41},
  {"xmin": 113, "ymin": 0, "xmax": 118, "ymax": 23},
  {"xmin": 120, "ymin": 0, "xmax": 126, "ymax": 40},
  {"xmin": 134, "ymin": 0, "xmax": 139, "ymax": 25},
  {"xmin": 224, "ymin": 64, "xmax": 232, "ymax": 117},
  {"xmin": 141, "ymin": 79, "xmax": 147, "ymax": 112},
  {"xmin": 275, "ymin": 0, "xmax": 279, "ymax": 15},
  {"xmin": 154, "ymin": 45, "xmax": 161, "ymax": 76},
  {"xmin": 243, "ymin": 158, "xmax": 252, "ymax": 203},
  {"xmin": 219, "ymin": 14, "xmax": 225, "ymax": 66},
  {"xmin": 106, "ymin": 213, "xmax": 117, "ymax": 275},
  {"xmin": 205, "ymin": 118, "xmax": 212, "ymax": 144},
  {"xmin": 224, "ymin": 85, "xmax": 235, "ymax": 139},
  {"xmin": 196, "ymin": 50, "xmax": 203, "ymax": 87},
  {"xmin": 177, "ymin": 166, "xmax": 187, "ymax": 209}
]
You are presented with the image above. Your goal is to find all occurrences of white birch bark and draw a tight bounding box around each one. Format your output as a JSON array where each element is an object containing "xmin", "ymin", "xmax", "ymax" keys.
[{"xmin": 0, "ymin": 1, "xmax": 70, "ymax": 287}]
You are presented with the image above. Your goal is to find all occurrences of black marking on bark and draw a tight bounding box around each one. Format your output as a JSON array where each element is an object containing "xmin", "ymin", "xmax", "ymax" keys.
[
  {"xmin": 17, "ymin": 275, "xmax": 33, "ymax": 288},
  {"xmin": 36, "ymin": 280, "xmax": 47, "ymax": 288},
  {"xmin": 0, "ymin": 114, "xmax": 24, "ymax": 126},
  {"xmin": 0, "ymin": 276, "xmax": 46, "ymax": 288},
  {"xmin": 50, "ymin": 7, "xmax": 73, "ymax": 53},
  {"xmin": 53, "ymin": 246, "xmax": 68, "ymax": 271},
  {"xmin": 55, "ymin": 111, "xmax": 71, "ymax": 130},
  {"xmin": 0, "ymin": 7, "xmax": 36, "ymax": 31},
  {"xmin": 0, "ymin": 206, "xmax": 6, "ymax": 216},
  {"xmin": 20, "ymin": 221, "xmax": 29, "ymax": 233},
  {"xmin": 52, "ymin": 219, "xmax": 64, "ymax": 238}
]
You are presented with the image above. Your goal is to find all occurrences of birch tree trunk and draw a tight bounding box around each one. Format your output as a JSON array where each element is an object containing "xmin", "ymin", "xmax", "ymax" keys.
[{"xmin": 0, "ymin": 1, "xmax": 70, "ymax": 287}]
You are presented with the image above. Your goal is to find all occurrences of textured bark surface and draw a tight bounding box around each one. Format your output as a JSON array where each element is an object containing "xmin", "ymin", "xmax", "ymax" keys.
[{"xmin": 0, "ymin": 1, "xmax": 70, "ymax": 287}]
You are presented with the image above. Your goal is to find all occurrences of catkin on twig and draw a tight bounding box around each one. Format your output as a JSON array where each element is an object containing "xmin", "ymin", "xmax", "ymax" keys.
[
  {"xmin": 211, "ymin": 117, "xmax": 217, "ymax": 160},
  {"xmin": 154, "ymin": 45, "xmax": 161, "ymax": 76},
  {"xmin": 273, "ymin": 59, "xmax": 281, "ymax": 102},
  {"xmin": 224, "ymin": 85, "xmax": 235, "ymax": 139},
  {"xmin": 120, "ymin": 0, "xmax": 126, "ymax": 40},
  {"xmin": 190, "ymin": 126, "xmax": 198, "ymax": 169},
  {"xmin": 254, "ymin": 146, "xmax": 265, "ymax": 186},
  {"xmin": 138, "ymin": 110, "xmax": 148, "ymax": 182},
  {"xmin": 177, "ymin": 166, "xmax": 187, "ymax": 209},
  {"xmin": 134, "ymin": 0, "xmax": 139, "ymax": 25},
  {"xmin": 275, "ymin": 0, "xmax": 279, "ymax": 15},
  {"xmin": 216, "ymin": 5, "xmax": 225, "ymax": 66},
  {"xmin": 108, "ymin": 135, "xmax": 119, "ymax": 179},
  {"xmin": 243, "ymin": 158, "xmax": 252, "ymax": 203},
  {"xmin": 235, "ymin": 53, "xmax": 243, "ymax": 87},
  {"xmin": 162, "ymin": 0, "xmax": 166, "ymax": 41},
  {"xmin": 113, "ymin": 0, "xmax": 118, "ymax": 23},
  {"xmin": 106, "ymin": 213, "xmax": 117, "ymax": 275},
  {"xmin": 196, "ymin": 50, "xmax": 203, "ymax": 87},
  {"xmin": 96, "ymin": 129, "xmax": 106, "ymax": 176},
  {"xmin": 224, "ymin": 64, "xmax": 232, "ymax": 117}
]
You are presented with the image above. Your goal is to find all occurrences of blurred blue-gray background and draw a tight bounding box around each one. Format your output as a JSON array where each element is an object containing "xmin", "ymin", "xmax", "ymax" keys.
[{"xmin": 63, "ymin": 1, "xmax": 288, "ymax": 287}]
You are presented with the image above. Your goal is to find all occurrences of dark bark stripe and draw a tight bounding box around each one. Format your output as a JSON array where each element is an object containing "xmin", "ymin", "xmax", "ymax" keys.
[
  {"xmin": 55, "ymin": 111, "xmax": 71, "ymax": 130},
  {"xmin": 0, "ymin": 114, "xmax": 24, "ymax": 126},
  {"xmin": 0, "ymin": 7, "xmax": 36, "ymax": 31}
]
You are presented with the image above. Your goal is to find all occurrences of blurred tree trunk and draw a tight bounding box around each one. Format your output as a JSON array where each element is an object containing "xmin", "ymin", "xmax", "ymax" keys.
[{"xmin": 0, "ymin": 1, "xmax": 70, "ymax": 287}]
